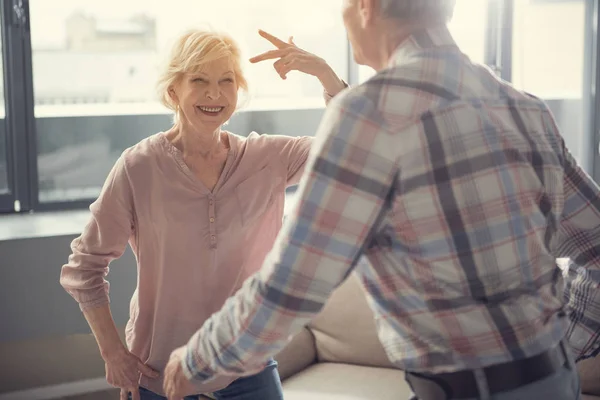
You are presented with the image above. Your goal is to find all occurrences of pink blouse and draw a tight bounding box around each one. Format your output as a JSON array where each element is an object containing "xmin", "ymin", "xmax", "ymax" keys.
[{"xmin": 60, "ymin": 131, "xmax": 312, "ymax": 395}]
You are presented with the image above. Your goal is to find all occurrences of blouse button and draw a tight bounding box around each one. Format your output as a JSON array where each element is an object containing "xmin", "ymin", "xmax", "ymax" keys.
[{"xmin": 210, "ymin": 218, "xmax": 215, "ymax": 223}]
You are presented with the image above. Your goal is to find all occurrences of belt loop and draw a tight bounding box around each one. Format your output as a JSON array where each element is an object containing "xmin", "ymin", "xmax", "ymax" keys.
[{"xmin": 473, "ymin": 368, "xmax": 492, "ymax": 400}]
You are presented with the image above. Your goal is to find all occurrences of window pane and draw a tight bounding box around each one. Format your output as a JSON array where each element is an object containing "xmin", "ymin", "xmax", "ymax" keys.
[
  {"xmin": 0, "ymin": 13, "xmax": 7, "ymax": 195},
  {"xmin": 0, "ymin": 133, "xmax": 6, "ymax": 194},
  {"xmin": 30, "ymin": 0, "xmax": 348, "ymax": 203},
  {"xmin": 447, "ymin": 0, "xmax": 487, "ymax": 64},
  {"xmin": 511, "ymin": 0, "xmax": 588, "ymax": 168},
  {"xmin": 359, "ymin": 0, "xmax": 488, "ymax": 82}
]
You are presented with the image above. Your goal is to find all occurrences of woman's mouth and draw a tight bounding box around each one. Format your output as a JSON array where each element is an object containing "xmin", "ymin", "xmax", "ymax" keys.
[{"xmin": 197, "ymin": 106, "xmax": 225, "ymax": 116}]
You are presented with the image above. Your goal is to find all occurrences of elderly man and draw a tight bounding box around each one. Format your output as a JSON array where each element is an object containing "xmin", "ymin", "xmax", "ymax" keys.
[{"xmin": 163, "ymin": 0, "xmax": 599, "ymax": 398}]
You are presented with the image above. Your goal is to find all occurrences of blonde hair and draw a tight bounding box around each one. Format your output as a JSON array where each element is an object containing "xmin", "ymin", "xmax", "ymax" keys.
[{"xmin": 157, "ymin": 29, "xmax": 249, "ymax": 119}]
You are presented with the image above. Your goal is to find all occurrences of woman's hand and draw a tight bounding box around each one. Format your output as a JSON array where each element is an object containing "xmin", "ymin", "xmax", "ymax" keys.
[
  {"xmin": 103, "ymin": 347, "xmax": 160, "ymax": 400},
  {"xmin": 250, "ymin": 30, "xmax": 346, "ymax": 97}
]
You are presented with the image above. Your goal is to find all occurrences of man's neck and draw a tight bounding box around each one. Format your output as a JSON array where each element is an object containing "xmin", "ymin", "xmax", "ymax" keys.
[{"xmin": 372, "ymin": 20, "xmax": 447, "ymax": 70}]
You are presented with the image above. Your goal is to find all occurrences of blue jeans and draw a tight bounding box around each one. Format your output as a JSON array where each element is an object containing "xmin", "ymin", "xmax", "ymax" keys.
[
  {"xmin": 132, "ymin": 359, "xmax": 283, "ymax": 400},
  {"xmin": 407, "ymin": 346, "xmax": 581, "ymax": 400}
]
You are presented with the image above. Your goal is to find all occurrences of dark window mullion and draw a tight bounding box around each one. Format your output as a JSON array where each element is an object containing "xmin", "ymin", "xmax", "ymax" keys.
[
  {"xmin": 0, "ymin": 0, "xmax": 16, "ymax": 212},
  {"xmin": 21, "ymin": 0, "xmax": 37, "ymax": 210},
  {"xmin": 1, "ymin": 0, "xmax": 35, "ymax": 212},
  {"xmin": 588, "ymin": 0, "xmax": 600, "ymax": 182}
]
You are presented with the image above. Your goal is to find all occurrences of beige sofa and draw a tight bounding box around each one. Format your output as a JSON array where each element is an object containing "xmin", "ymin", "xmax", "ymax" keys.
[
  {"xmin": 3, "ymin": 273, "xmax": 600, "ymax": 399},
  {"xmin": 273, "ymin": 274, "xmax": 600, "ymax": 400}
]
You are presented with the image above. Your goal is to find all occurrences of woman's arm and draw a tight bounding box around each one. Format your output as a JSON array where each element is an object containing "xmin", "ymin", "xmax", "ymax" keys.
[
  {"xmin": 61, "ymin": 156, "xmax": 133, "ymax": 339},
  {"xmin": 249, "ymin": 30, "xmax": 348, "ymax": 102},
  {"xmin": 60, "ymin": 155, "xmax": 158, "ymax": 400},
  {"xmin": 253, "ymin": 134, "xmax": 313, "ymax": 188},
  {"xmin": 82, "ymin": 305, "xmax": 126, "ymax": 359}
]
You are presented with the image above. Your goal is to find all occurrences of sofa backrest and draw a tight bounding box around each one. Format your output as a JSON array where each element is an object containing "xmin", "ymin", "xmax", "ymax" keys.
[{"xmin": 308, "ymin": 273, "xmax": 396, "ymax": 369}]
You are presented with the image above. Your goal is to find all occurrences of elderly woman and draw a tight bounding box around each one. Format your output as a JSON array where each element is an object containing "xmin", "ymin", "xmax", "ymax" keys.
[{"xmin": 59, "ymin": 28, "xmax": 346, "ymax": 400}]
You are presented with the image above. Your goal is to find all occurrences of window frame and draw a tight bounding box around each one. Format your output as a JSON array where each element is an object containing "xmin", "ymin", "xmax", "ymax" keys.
[
  {"xmin": 589, "ymin": 0, "xmax": 600, "ymax": 181},
  {"xmin": 0, "ymin": 0, "xmax": 598, "ymax": 213},
  {"xmin": 0, "ymin": 0, "xmax": 35, "ymax": 213}
]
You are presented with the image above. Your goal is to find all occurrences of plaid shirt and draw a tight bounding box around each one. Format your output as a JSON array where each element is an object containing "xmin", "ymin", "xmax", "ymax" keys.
[{"xmin": 181, "ymin": 26, "xmax": 600, "ymax": 381}]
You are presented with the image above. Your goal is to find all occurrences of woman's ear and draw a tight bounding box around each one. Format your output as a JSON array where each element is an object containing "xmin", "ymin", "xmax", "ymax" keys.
[{"xmin": 168, "ymin": 87, "xmax": 179, "ymax": 105}]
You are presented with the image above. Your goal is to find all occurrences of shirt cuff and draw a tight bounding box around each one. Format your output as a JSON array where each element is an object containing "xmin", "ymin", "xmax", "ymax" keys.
[
  {"xmin": 182, "ymin": 344, "xmax": 214, "ymax": 382},
  {"xmin": 78, "ymin": 297, "xmax": 110, "ymax": 311},
  {"xmin": 323, "ymin": 80, "xmax": 349, "ymax": 104}
]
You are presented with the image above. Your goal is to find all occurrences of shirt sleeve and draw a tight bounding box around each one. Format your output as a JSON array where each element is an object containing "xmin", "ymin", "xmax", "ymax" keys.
[
  {"xmin": 266, "ymin": 80, "xmax": 349, "ymax": 187},
  {"xmin": 323, "ymin": 80, "xmax": 349, "ymax": 105},
  {"xmin": 59, "ymin": 155, "xmax": 135, "ymax": 311},
  {"xmin": 263, "ymin": 134, "xmax": 313, "ymax": 187},
  {"xmin": 181, "ymin": 90, "xmax": 398, "ymax": 382},
  {"xmin": 546, "ymin": 110, "xmax": 600, "ymax": 361}
]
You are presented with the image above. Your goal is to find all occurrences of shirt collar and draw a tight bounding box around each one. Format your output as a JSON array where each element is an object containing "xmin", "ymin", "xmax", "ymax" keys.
[{"xmin": 388, "ymin": 25, "xmax": 459, "ymax": 68}]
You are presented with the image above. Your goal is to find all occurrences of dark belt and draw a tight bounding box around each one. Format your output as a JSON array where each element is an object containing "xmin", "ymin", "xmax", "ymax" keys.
[{"xmin": 405, "ymin": 343, "xmax": 568, "ymax": 399}]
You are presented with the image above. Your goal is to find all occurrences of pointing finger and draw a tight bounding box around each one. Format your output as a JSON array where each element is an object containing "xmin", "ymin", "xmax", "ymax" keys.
[
  {"xmin": 258, "ymin": 29, "xmax": 289, "ymax": 49},
  {"xmin": 249, "ymin": 49, "xmax": 289, "ymax": 63}
]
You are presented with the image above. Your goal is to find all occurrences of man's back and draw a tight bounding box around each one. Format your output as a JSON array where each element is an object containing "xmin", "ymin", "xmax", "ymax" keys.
[
  {"xmin": 344, "ymin": 26, "xmax": 596, "ymax": 373},
  {"xmin": 171, "ymin": 5, "xmax": 595, "ymax": 399}
]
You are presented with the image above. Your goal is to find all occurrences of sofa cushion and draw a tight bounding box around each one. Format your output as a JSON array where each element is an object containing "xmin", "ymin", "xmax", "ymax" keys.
[
  {"xmin": 309, "ymin": 273, "xmax": 396, "ymax": 368},
  {"xmin": 282, "ymin": 363, "xmax": 411, "ymax": 400},
  {"xmin": 274, "ymin": 327, "xmax": 316, "ymax": 381},
  {"xmin": 578, "ymin": 357, "xmax": 600, "ymax": 396}
]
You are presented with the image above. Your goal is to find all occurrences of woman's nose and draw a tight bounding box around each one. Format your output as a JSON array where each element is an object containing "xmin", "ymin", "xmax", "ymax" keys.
[{"xmin": 206, "ymin": 84, "xmax": 220, "ymax": 100}]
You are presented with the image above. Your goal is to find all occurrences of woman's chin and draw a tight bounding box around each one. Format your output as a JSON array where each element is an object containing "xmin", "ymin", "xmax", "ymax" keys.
[
  {"xmin": 190, "ymin": 120, "xmax": 224, "ymax": 133},
  {"xmin": 193, "ymin": 111, "xmax": 232, "ymax": 129}
]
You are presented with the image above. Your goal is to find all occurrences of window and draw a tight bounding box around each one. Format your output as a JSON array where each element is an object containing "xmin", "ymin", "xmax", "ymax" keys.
[
  {"xmin": 1, "ymin": 0, "xmax": 598, "ymax": 213},
  {"xmin": 29, "ymin": 0, "xmax": 348, "ymax": 204},
  {"xmin": 31, "ymin": 0, "xmax": 347, "ymax": 117},
  {"xmin": 0, "ymin": 12, "xmax": 6, "ymax": 194},
  {"xmin": 512, "ymin": 0, "xmax": 584, "ymax": 98},
  {"xmin": 0, "ymin": 43, "xmax": 6, "ymax": 195},
  {"xmin": 447, "ymin": 0, "xmax": 488, "ymax": 64},
  {"xmin": 511, "ymin": 0, "xmax": 590, "ymax": 169},
  {"xmin": 0, "ymin": 1, "xmax": 24, "ymax": 213},
  {"xmin": 0, "ymin": 138, "xmax": 6, "ymax": 194},
  {"xmin": 358, "ymin": 0, "xmax": 489, "ymax": 82}
]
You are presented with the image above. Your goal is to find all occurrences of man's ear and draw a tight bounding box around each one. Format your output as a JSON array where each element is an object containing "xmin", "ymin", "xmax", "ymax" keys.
[{"xmin": 359, "ymin": 0, "xmax": 378, "ymax": 29}]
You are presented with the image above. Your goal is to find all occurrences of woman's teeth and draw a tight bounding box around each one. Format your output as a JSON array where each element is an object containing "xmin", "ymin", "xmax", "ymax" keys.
[{"xmin": 198, "ymin": 106, "xmax": 223, "ymax": 113}]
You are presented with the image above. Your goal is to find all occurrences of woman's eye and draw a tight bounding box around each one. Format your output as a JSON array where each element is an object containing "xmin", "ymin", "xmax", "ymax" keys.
[{"xmin": 222, "ymin": 78, "xmax": 234, "ymax": 83}]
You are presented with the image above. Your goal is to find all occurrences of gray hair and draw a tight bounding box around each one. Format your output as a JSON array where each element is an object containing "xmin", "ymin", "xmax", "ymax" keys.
[{"xmin": 378, "ymin": 0, "xmax": 456, "ymax": 21}]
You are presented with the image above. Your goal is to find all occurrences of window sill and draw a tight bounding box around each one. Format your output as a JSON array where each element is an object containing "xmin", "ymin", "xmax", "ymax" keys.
[
  {"xmin": 0, "ymin": 192, "xmax": 299, "ymax": 242},
  {"xmin": 33, "ymin": 97, "xmax": 326, "ymax": 118},
  {"xmin": 0, "ymin": 210, "xmax": 91, "ymax": 242}
]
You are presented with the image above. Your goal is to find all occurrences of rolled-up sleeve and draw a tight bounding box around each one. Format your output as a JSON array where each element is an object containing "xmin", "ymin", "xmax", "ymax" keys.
[
  {"xmin": 545, "ymin": 109, "xmax": 600, "ymax": 361},
  {"xmin": 557, "ymin": 146, "xmax": 600, "ymax": 360},
  {"xmin": 60, "ymin": 155, "xmax": 135, "ymax": 310}
]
